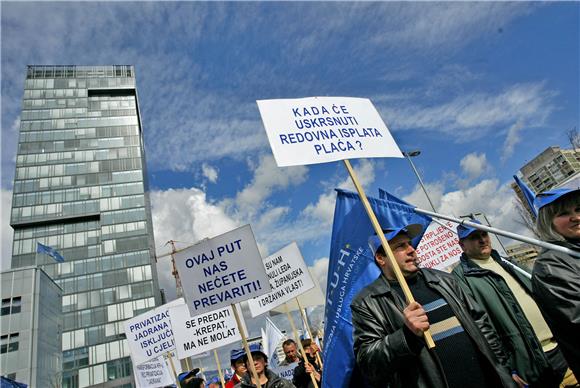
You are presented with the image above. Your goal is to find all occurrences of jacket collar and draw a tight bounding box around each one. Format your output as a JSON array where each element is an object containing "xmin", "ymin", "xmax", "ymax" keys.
[
  {"xmin": 366, "ymin": 269, "xmax": 440, "ymax": 297},
  {"xmin": 459, "ymin": 249, "xmax": 503, "ymax": 275}
]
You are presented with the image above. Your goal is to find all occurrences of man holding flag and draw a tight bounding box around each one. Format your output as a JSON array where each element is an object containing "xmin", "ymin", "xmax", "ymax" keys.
[{"xmin": 351, "ymin": 223, "xmax": 516, "ymax": 388}]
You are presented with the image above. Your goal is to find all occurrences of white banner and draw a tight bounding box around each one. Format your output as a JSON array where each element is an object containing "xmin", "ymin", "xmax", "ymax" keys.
[
  {"xmin": 272, "ymin": 362, "xmax": 298, "ymax": 381},
  {"xmin": 174, "ymin": 225, "xmax": 271, "ymax": 315},
  {"xmin": 416, "ymin": 221, "xmax": 462, "ymax": 271},
  {"xmin": 169, "ymin": 304, "xmax": 241, "ymax": 359},
  {"xmin": 124, "ymin": 299, "xmax": 184, "ymax": 365},
  {"xmin": 134, "ymin": 356, "xmax": 174, "ymax": 388},
  {"xmin": 271, "ymin": 268, "xmax": 325, "ymax": 313},
  {"xmin": 248, "ymin": 242, "xmax": 315, "ymax": 317},
  {"xmin": 257, "ymin": 97, "xmax": 402, "ymax": 167}
]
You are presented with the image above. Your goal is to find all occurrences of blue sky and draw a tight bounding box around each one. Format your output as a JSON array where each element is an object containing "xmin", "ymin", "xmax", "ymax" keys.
[{"xmin": 1, "ymin": 1, "xmax": 579, "ymax": 350}]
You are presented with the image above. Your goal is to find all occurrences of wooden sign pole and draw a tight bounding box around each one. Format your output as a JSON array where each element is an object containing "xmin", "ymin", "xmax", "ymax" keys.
[
  {"xmin": 232, "ymin": 303, "xmax": 262, "ymax": 388},
  {"xmin": 214, "ymin": 349, "xmax": 226, "ymax": 388},
  {"xmin": 343, "ymin": 159, "xmax": 435, "ymax": 349},
  {"xmin": 284, "ymin": 304, "xmax": 319, "ymax": 388},
  {"xmin": 166, "ymin": 351, "xmax": 182, "ymax": 388},
  {"xmin": 296, "ymin": 298, "xmax": 323, "ymax": 368}
]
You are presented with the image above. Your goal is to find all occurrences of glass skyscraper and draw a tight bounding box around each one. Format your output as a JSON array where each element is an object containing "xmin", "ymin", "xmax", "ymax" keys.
[{"xmin": 10, "ymin": 65, "xmax": 161, "ymax": 388}]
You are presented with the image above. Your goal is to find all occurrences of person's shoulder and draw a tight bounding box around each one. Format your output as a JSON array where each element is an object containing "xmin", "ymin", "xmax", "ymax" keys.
[
  {"xmin": 422, "ymin": 267, "xmax": 454, "ymax": 281},
  {"xmin": 351, "ymin": 275, "xmax": 383, "ymax": 306}
]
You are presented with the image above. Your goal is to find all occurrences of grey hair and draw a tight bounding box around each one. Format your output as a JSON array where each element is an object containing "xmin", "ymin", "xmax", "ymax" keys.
[{"xmin": 536, "ymin": 191, "xmax": 580, "ymax": 241}]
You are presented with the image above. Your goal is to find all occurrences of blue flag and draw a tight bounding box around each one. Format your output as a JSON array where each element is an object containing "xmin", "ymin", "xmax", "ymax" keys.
[
  {"xmin": 322, "ymin": 189, "xmax": 431, "ymax": 388},
  {"xmin": 513, "ymin": 175, "xmax": 538, "ymax": 218},
  {"xmin": 36, "ymin": 242, "xmax": 64, "ymax": 263}
]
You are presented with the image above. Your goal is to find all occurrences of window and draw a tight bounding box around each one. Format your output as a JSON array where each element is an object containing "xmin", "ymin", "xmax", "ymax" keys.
[
  {"xmin": 0, "ymin": 333, "xmax": 19, "ymax": 353},
  {"xmin": 1, "ymin": 297, "xmax": 22, "ymax": 315}
]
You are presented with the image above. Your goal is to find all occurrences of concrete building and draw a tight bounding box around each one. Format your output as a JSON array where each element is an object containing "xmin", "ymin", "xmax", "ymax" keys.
[
  {"xmin": 505, "ymin": 243, "xmax": 541, "ymax": 270},
  {"xmin": 512, "ymin": 146, "xmax": 580, "ymax": 215},
  {"xmin": 1, "ymin": 267, "xmax": 62, "ymax": 387},
  {"xmin": 9, "ymin": 65, "xmax": 161, "ymax": 388}
]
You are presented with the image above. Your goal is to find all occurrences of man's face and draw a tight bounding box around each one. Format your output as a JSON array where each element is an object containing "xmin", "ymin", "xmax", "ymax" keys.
[
  {"xmin": 376, "ymin": 233, "xmax": 419, "ymax": 279},
  {"xmin": 250, "ymin": 353, "xmax": 267, "ymax": 374},
  {"xmin": 459, "ymin": 230, "xmax": 492, "ymax": 260},
  {"xmin": 283, "ymin": 343, "xmax": 298, "ymax": 362},
  {"xmin": 233, "ymin": 359, "xmax": 246, "ymax": 375}
]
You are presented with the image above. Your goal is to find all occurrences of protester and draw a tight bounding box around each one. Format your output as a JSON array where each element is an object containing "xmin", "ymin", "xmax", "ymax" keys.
[
  {"xmin": 351, "ymin": 224, "xmax": 516, "ymax": 388},
  {"xmin": 226, "ymin": 348, "xmax": 247, "ymax": 388},
  {"xmin": 292, "ymin": 339, "xmax": 322, "ymax": 388},
  {"xmin": 207, "ymin": 376, "xmax": 222, "ymax": 388},
  {"xmin": 235, "ymin": 343, "xmax": 295, "ymax": 388},
  {"xmin": 279, "ymin": 339, "xmax": 300, "ymax": 366},
  {"xmin": 453, "ymin": 220, "xmax": 568, "ymax": 387},
  {"xmin": 178, "ymin": 368, "xmax": 204, "ymax": 388},
  {"xmin": 533, "ymin": 187, "xmax": 580, "ymax": 381}
]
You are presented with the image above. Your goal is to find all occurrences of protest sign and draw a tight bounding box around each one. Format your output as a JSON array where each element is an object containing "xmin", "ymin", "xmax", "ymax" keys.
[
  {"xmin": 247, "ymin": 242, "xmax": 315, "ymax": 317},
  {"xmin": 416, "ymin": 221, "xmax": 462, "ymax": 271},
  {"xmin": 169, "ymin": 304, "xmax": 241, "ymax": 359},
  {"xmin": 272, "ymin": 362, "xmax": 298, "ymax": 381},
  {"xmin": 124, "ymin": 298, "xmax": 184, "ymax": 365},
  {"xmin": 271, "ymin": 268, "xmax": 324, "ymax": 313},
  {"xmin": 134, "ymin": 356, "xmax": 173, "ymax": 388},
  {"xmin": 173, "ymin": 224, "xmax": 271, "ymax": 315},
  {"xmin": 257, "ymin": 97, "xmax": 402, "ymax": 167}
]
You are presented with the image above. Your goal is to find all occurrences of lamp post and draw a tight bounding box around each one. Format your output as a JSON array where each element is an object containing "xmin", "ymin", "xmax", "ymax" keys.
[{"xmin": 403, "ymin": 150, "xmax": 437, "ymax": 212}]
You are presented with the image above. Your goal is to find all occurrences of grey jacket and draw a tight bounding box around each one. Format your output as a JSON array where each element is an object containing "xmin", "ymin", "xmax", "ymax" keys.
[
  {"xmin": 532, "ymin": 240, "xmax": 580, "ymax": 378},
  {"xmin": 235, "ymin": 369, "xmax": 296, "ymax": 388},
  {"xmin": 351, "ymin": 269, "xmax": 514, "ymax": 388}
]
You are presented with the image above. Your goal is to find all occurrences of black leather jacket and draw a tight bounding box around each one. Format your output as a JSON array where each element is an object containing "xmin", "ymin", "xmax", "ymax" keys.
[
  {"xmin": 351, "ymin": 269, "xmax": 515, "ymax": 388},
  {"xmin": 532, "ymin": 240, "xmax": 580, "ymax": 378}
]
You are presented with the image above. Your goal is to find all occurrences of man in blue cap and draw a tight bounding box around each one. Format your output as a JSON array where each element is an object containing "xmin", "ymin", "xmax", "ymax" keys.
[
  {"xmin": 225, "ymin": 348, "xmax": 246, "ymax": 388},
  {"xmin": 235, "ymin": 343, "xmax": 295, "ymax": 388},
  {"xmin": 453, "ymin": 220, "xmax": 566, "ymax": 387},
  {"xmin": 351, "ymin": 223, "xmax": 515, "ymax": 388}
]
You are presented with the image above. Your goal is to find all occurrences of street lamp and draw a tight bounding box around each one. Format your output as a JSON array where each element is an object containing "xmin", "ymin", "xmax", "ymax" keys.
[{"xmin": 402, "ymin": 150, "xmax": 437, "ymax": 212}]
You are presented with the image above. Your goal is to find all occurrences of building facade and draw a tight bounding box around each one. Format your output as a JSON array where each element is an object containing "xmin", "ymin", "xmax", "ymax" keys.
[
  {"xmin": 505, "ymin": 243, "xmax": 541, "ymax": 270},
  {"xmin": 1, "ymin": 267, "xmax": 62, "ymax": 387},
  {"xmin": 10, "ymin": 65, "xmax": 161, "ymax": 388}
]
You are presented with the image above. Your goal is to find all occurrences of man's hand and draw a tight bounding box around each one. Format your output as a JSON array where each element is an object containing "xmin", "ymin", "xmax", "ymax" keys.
[
  {"xmin": 305, "ymin": 363, "xmax": 321, "ymax": 382},
  {"xmin": 511, "ymin": 372, "xmax": 528, "ymax": 388},
  {"xmin": 403, "ymin": 301, "xmax": 430, "ymax": 336}
]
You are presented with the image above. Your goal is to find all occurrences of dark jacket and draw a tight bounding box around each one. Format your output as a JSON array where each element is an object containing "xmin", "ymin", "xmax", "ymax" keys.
[
  {"xmin": 235, "ymin": 369, "xmax": 296, "ymax": 388},
  {"xmin": 532, "ymin": 240, "xmax": 580, "ymax": 378},
  {"xmin": 292, "ymin": 355, "xmax": 321, "ymax": 388},
  {"xmin": 351, "ymin": 269, "xmax": 514, "ymax": 388},
  {"xmin": 453, "ymin": 250, "xmax": 557, "ymax": 387}
]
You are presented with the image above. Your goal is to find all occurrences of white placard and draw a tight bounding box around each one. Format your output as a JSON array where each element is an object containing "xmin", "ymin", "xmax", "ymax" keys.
[
  {"xmin": 174, "ymin": 225, "xmax": 271, "ymax": 315},
  {"xmin": 169, "ymin": 304, "xmax": 242, "ymax": 359},
  {"xmin": 124, "ymin": 298, "xmax": 184, "ymax": 365},
  {"xmin": 416, "ymin": 221, "xmax": 462, "ymax": 271},
  {"xmin": 134, "ymin": 356, "xmax": 173, "ymax": 388},
  {"xmin": 247, "ymin": 242, "xmax": 315, "ymax": 317},
  {"xmin": 257, "ymin": 96, "xmax": 402, "ymax": 167},
  {"xmin": 271, "ymin": 268, "xmax": 325, "ymax": 313},
  {"xmin": 272, "ymin": 362, "xmax": 298, "ymax": 381}
]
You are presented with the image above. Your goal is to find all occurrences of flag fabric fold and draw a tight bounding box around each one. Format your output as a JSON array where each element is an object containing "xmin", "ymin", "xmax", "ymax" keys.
[
  {"xmin": 513, "ymin": 175, "xmax": 538, "ymax": 218},
  {"xmin": 322, "ymin": 189, "xmax": 431, "ymax": 388},
  {"xmin": 36, "ymin": 242, "xmax": 64, "ymax": 263},
  {"xmin": 264, "ymin": 316, "xmax": 285, "ymax": 368}
]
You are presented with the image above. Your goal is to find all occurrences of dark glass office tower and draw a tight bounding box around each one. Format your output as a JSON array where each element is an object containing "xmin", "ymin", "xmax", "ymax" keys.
[{"xmin": 10, "ymin": 65, "xmax": 161, "ymax": 388}]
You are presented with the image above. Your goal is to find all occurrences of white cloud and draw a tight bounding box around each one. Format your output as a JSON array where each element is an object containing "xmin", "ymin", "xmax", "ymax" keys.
[
  {"xmin": 501, "ymin": 120, "xmax": 524, "ymax": 163},
  {"xmin": 0, "ymin": 190, "xmax": 14, "ymax": 271},
  {"xmin": 310, "ymin": 257, "xmax": 329, "ymax": 295},
  {"xmin": 234, "ymin": 154, "xmax": 308, "ymax": 217},
  {"xmin": 460, "ymin": 152, "xmax": 490, "ymax": 180},
  {"xmin": 402, "ymin": 182, "xmax": 445, "ymax": 211},
  {"xmin": 201, "ymin": 163, "xmax": 218, "ymax": 183},
  {"xmin": 378, "ymin": 83, "xmax": 556, "ymax": 139}
]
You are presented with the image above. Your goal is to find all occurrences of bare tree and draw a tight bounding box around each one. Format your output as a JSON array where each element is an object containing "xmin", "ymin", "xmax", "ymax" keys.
[
  {"xmin": 513, "ymin": 198, "xmax": 539, "ymax": 238},
  {"xmin": 566, "ymin": 126, "xmax": 580, "ymax": 150}
]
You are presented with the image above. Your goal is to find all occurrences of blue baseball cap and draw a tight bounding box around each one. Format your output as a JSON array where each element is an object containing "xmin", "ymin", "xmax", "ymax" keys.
[
  {"xmin": 368, "ymin": 224, "xmax": 423, "ymax": 255},
  {"xmin": 230, "ymin": 348, "xmax": 245, "ymax": 362},
  {"xmin": 244, "ymin": 343, "xmax": 268, "ymax": 361},
  {"xmin": 534, "ymin": 187, "xmax": 579, "ymax": 212},
  {"xmin": 178, "ymin": 368, "xmax": 200, "ymax": 382},
  {"xmin": 457, "ymin": 219, "xmax": 483, "ymax": 240}
]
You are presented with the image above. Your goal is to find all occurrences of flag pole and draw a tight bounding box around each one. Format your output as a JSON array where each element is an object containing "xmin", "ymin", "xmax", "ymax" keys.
[
  {"xmin": 166, "ymin": 351, "xmax": 182, "ymax": 388},
  {"xmin": 414, "ymin": 207, "xmax": 580, "ymax": 259},
  {"xmin": 231, "ymin": 303, "xmax": 262, "ymax": 388},
  {"xmin": 284, "ymin": 304, "xmax": 319, "ymax": 388},
  {"xmin": 296, "ymin": 298, "xmax": 323, "ymax": 369},
  {"xmin": 343, "ymin": 160, "xmax": 436, "ymax": 349}
]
